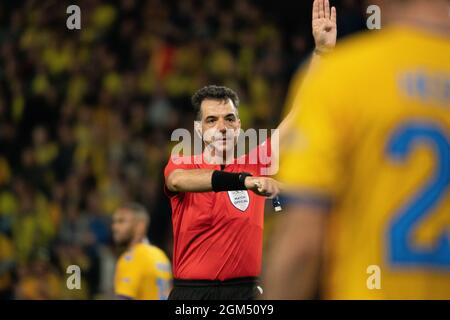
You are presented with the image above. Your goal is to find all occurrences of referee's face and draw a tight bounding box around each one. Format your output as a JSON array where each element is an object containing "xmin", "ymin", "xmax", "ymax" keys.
[{"xmin": 200, "ymin": 98, "xmax": 241, "ymax": 154}]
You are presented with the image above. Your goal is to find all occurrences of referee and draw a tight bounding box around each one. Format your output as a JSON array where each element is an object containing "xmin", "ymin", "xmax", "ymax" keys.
[
  {"xmin": 164, "ymin": 85, "xmax": 280, "ymax": 300},
  {"xmin": 164, "ymin": 0, "xmax": 337, "ymax": 300}
]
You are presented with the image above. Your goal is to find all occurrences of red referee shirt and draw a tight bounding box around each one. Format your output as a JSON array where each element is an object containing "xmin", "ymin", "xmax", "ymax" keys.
[{"xmin": 164, "ymin": 139, "xmax": 271, "ymax": 281}]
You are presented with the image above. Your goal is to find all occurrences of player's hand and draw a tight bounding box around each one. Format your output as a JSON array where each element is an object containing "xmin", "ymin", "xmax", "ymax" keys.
[
  {"xmin": 245, "ymin": 176, "xmax": 281, "ymax": 199},
  {"xmin": 312, "ymin": 0, "xmax": 337, "ymax": 53}
]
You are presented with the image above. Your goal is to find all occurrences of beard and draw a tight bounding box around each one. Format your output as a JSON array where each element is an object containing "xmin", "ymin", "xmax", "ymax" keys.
[
  {"xmin": 205, "ymin": 140, "xmax": 237, "ymax": 164},
  {"xmin": 113, "ymin": 232, "xmax": 133, "ymax": 247}
]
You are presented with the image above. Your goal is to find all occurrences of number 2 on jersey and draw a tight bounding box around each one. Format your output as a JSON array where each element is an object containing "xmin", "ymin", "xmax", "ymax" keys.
[{"xmin": 386, "ymin": 121, "xmax": 450, "ymax": 268}]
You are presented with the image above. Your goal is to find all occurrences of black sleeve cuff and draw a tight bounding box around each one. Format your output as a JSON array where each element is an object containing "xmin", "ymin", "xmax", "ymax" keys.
[{"xmin": 211, "ymin": 170, "xmax": 252, "ymax": 192}]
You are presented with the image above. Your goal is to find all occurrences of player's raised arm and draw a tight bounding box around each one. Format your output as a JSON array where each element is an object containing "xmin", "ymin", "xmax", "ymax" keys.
[{"xmin": 274, "ymin": 0, "xmax": 337, "ymax": 152}]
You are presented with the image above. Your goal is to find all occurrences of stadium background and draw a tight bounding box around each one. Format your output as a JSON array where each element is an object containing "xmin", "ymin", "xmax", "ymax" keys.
[{"xmin": 0, "ymin": 0, "xmax": 365, "ymax": 299}]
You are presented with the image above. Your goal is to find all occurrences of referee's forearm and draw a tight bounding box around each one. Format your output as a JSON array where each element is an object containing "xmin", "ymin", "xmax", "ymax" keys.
[
  {"xmin": 166, "ymin": 169, "xmax": 255, "ymax": 193},
  {"xmin": 166, "ymin": 169, "xmax": 214, "ymax": 192}
]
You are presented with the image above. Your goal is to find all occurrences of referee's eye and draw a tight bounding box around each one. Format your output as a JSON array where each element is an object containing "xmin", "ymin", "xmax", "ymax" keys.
[
  {"xmin": 205, "ymin": 117, "xmax": 217, "ymax": 124},
  {"xmin": 225, "ymin": 115, "xmax": 236, "ymax": 122}
]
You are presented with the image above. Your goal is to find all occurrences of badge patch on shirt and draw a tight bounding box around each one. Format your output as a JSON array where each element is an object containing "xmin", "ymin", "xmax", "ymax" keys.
[
  {"xmin": 228, "ymin": 190, "xmax": 250, "ymax": 212},
  {"xmin": 124, "ymin": 254, "xmax": 132, "ymax": 261}
]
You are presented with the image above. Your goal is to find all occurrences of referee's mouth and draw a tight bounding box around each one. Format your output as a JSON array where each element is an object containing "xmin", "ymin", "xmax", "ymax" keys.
[
  {"xmin": 218, "ymin": 137, "xmax": 235, "ymax": 146},
  {"xmin": 211, "ymin": 135, "xmax": 233, "ymax": 144}
]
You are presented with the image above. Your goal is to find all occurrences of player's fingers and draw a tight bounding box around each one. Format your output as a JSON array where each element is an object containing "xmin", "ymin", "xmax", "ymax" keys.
[
  {"xmin": 324, "ymin": 0, "xmax": 330, "ymax": 19},
  {"xmin": 319, "ymin": 0, "xmax": 325, "ymax": 19},
  {"xmin": 312, "ymin": 0, "xmax": 319, "ymax": 20},
  {"xmin": 331, "ymin": 6, "xmax": 336, "ymax": 23}
]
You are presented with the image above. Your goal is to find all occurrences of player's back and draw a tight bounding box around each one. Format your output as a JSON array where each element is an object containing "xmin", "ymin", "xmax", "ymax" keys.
[
  {"xmin": 327, "ymin": 26, "xmax": 449, "ymax": 299},
  {"xmin": 115, "ymin": 242, "xmax": 172, "ymax": 300},
  {"xmin": 282, "ymin": 25, "xmax": 450, "ymax": 299}
]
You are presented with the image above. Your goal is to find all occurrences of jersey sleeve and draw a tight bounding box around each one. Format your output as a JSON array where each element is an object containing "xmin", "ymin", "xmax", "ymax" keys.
[
  {"xmin": 164, "ymin": 155, "xmax": 193, "ymax": 178},
  {"xmin": 278, "ymin": 58, "xmax": 357, "ymax": 203},
  {"xmin": 163, "ymin": 155, "xmax": 194, "ymax": 197}
]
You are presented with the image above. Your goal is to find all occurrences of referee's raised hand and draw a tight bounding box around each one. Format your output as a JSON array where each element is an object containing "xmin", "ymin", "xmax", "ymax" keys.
[
  {"xmin": 244, "ymin": 176, "xmax": 281, "ymax": 199},
  {"xmin": 312, "ymin": 0, "xmax": 337, "ymax": 54}
]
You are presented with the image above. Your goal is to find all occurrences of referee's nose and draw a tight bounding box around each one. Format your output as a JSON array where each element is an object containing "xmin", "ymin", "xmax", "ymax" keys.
[{"xmin": 217, "ymin": 117, "xmax": 227, "ymax": 134}]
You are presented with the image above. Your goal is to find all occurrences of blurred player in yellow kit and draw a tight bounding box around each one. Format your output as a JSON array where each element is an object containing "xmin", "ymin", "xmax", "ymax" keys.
[
  {"xmin": 112, "ymin": 203, "xmax": 172, "ymax": 300},
  {"xmin": 265, "ymin": 0, "xmax": 450, "ymax": 299}
]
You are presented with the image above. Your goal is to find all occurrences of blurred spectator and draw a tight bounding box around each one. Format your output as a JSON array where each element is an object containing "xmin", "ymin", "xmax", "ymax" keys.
[{"xmin": 14, "ymin": 250, "xmax": 61, "ymax": 300}]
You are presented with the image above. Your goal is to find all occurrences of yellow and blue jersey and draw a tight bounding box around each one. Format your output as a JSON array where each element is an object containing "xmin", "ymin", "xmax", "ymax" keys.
[
  {"xmin": 114, "ymin": 242, "xmax": 172, "ymax": 300},
  {"xmin": 280, "ymin": 26, "xmax": 450, "ymax": 299}
]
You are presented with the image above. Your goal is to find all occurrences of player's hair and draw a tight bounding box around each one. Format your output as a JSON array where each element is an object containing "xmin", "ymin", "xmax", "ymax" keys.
[
  {"xmin": 191, "ymin": 85, "xmax": 240, "ymax": 120},
  {"xmin": 119, "ymin": 202, "xmax": 150, "ymax": 227}
]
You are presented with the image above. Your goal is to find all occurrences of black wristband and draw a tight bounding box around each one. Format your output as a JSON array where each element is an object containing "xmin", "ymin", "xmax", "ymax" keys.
[{"xmin": 211, "ymin": 170, "xmax": 252, "ymax": 192}]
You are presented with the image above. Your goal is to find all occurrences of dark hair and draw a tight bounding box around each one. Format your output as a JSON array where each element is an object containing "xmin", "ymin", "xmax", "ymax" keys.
[{"xmin": 191, "ymin": 85, "xmax": 240, "ymax": 120}]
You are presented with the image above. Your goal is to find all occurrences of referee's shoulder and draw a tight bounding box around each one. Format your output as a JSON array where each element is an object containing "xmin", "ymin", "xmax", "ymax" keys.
[{"xmin": 167, "ymin": 153, "xmax": 200, "ymax": 166}]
